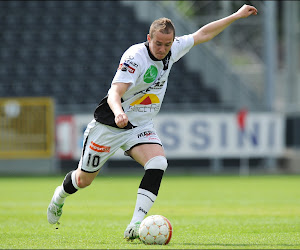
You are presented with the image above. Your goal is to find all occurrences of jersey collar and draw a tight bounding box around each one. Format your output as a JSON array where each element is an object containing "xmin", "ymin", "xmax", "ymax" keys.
[{"xmin": 144, "ymin": 41, "xmax": 171, "ymax": 70}]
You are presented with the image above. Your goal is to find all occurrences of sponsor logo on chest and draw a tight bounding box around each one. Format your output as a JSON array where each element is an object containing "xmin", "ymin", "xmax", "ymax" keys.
[{"xmin": 143, "ymin": 65, "xmax": 158, "ymax": 83}]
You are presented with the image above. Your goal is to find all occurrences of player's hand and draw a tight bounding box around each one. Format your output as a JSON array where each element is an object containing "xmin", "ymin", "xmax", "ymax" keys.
[
  {"xmin": 115, "ymin": 113, "xmax": 129, "ymax": 128},
  {"xmin": 235, "ymin": 4, "xmax": 258, "ymax": 19}
]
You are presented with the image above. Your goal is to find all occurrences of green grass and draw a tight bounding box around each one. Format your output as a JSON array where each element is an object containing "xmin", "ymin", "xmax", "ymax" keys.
[{"xmin": 0, "ymin": 174, "xmax": 299, "ymax": 249}]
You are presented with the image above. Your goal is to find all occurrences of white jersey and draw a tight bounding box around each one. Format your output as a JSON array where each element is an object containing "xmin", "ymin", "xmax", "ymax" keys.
[{"xmin": 94, "ymin": 34, "xmax": 194, "ymax": 128}]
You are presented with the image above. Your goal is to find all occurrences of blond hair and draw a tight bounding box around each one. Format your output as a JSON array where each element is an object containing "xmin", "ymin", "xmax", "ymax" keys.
[{"xmin": 149, "ymin": 17, "xmax": 175, "ymax": 39}]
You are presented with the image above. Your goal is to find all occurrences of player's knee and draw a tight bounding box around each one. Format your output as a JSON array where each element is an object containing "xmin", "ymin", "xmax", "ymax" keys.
[
  {"xmin": 144, "ymin": 156, "xmax": 168, "ymax": 171},
  {"xmin": 77, "ymin": 176, "xmax": 92, "ymax": 188},
  {"xmin": 75, "ymin": 172, "xmax": 94, "ymax": 188}
]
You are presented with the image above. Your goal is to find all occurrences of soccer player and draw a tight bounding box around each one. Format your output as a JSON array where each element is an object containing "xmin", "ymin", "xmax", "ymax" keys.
[{"xmin": 47, "ymin": 4, "xmax": 257, "ymax": 240}]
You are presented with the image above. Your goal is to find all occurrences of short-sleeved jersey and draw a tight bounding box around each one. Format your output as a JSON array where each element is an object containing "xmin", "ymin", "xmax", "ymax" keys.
[{"xmin": 94, "ymin": 34, "xmax": 194, "ymax": 128}]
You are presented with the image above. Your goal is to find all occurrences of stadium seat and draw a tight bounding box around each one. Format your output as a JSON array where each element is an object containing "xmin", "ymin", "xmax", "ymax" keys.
[{"xmin": 0, "ymin": 1, "xmax": 220, "ymax": 108}]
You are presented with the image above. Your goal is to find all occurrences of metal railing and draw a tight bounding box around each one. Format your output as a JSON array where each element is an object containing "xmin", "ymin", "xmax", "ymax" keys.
[{"xmin": 0, "ymin": 97, "xmax": 54, "ymax": 159}]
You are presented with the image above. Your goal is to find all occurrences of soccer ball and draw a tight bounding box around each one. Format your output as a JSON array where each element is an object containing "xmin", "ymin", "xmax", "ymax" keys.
[{"xmin": 139, "ymin": 215, "xmax": 172, "ymax": 245}]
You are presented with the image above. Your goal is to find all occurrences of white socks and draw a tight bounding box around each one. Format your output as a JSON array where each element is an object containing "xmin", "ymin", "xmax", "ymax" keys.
[
  {"xmin": 130, "ymin": 188, "xmax": 157, "ymax": 224},
  {"xmin": 54, "ymin": 171, "xmax": 80, "ymax": 205},
  {"xmin": 53, "ymin": 185, "xmax": 69, "ymax": 205}
]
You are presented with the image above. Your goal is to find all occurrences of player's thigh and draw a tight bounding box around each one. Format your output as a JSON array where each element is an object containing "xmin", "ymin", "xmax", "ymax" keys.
[
  {"xmin": 123, "ymin": 123, "xmax": 165, "ymax": 166},
  {"xmin": 127, "ymin": 143, "xmax": 165, "ymax": 167},
  {"xmin": 79, "ymin": 121, "xmax": 127, "ymax": 173}
]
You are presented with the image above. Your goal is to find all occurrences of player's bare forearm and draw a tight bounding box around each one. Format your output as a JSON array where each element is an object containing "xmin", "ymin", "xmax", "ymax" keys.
[
  {"xmin": 107, "ymin": 82, "xmax": 130, "ymax": 128},
  {"xmin": 107, "ymin": 93, "xmax": 128, "ymax": 128},
  {"xmin": 107, "ymin": 91, "xmax": 123, "ymax": 116},
  {"xmin": 192, "ymin": 4, "xmax": 258, "ymax": 46}
]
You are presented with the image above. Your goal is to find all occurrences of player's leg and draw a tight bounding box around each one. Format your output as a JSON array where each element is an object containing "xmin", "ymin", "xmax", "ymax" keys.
[
  {"xmin": 47, "ymin": 167, "xmax": 100, "ymax": 224},
  {"xmin": 47, "ymin": 137, "xmax": 103, "ymax": 225},
  {"xmin": 47, "ymin": 121, "xmax": 119, "ymax": 224},
  {"xmin": 127, "ymin": 143, "xmax": 167, "ymax": 223},
  {"xmin": 124, "ymin": 143, "xmax": 168, "ymax": 240}
]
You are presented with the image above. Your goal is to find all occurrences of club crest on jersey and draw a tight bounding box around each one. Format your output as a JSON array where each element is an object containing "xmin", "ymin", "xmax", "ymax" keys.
[{"xmin": 143, "ymin": 65, "xmax": 158, "ymax": 83}]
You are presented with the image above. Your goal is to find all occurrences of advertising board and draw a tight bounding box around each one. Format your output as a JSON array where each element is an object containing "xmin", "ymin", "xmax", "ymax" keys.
[{"xmin": 56, "ymin": 112, "xmax": 285, "ymax": 160}]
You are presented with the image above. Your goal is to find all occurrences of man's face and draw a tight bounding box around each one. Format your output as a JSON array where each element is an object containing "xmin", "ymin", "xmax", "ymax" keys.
[{"xmin": 147, "ymin": 31, "xmax": 174, "ymax": 60}]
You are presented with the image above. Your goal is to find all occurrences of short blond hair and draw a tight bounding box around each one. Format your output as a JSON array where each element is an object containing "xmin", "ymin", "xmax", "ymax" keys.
[{"xmin": 149, "ymin": 17, "xmax": 175, "ymax": 39}]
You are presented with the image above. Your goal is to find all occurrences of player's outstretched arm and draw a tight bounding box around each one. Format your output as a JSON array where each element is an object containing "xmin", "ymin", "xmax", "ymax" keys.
[
  {"xmin": 192, "ymin": 4, "xmax": 258, "ymax": 46},
  {"xmin": 107, "ymin": 82, "xmax": 130, "ymax": 128}
]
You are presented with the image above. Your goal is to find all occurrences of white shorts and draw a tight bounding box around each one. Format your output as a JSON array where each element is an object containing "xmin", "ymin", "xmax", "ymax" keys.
[{"xmin": 78, "ymin": 119, "xmax": 162, "ymax": 173}]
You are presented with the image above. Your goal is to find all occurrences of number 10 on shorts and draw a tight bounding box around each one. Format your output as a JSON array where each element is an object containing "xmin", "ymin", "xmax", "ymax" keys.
[{"xmin": 87, "ymin": 153, "xmax": 100, "ymax": 168}]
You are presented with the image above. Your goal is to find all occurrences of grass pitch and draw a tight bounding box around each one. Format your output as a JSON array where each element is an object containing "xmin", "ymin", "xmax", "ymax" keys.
[{"xmin": 0, "ymin": 174, "xmax": 299, "ymax": 249}]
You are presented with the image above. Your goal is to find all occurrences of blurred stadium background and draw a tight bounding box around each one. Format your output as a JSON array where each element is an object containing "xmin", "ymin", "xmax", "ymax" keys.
[{"xmin": 0, "ymin": 0, "xmax": 299, "ymax": 176}]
